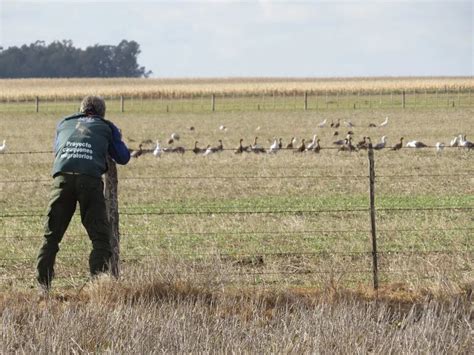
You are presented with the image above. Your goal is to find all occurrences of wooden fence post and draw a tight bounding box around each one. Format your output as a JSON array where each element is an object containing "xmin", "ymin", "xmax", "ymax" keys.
[
  {"xmin": 36, "ymin": 96, "xmax": 39, "ymax": 113},
  {"xmin": 120, "ymin": 95, "xmax": 124, "ymax": 113},
  {"xmin": 402, "ymin": 90, "xmax": 406, "ymax": 109},
  {"xmin": 367, "ymin": 144, "xmax": 379, "ymax": 291},
  {"xmin": 211, "ymin": 94, "xmax": 216, "ymax": 112},
  {"xmin": 304, "ymin": 91, "xmax": 308, "ymax": 111},
  {"xmin": 104, "ymin": 156, "xmax": 120, "ymax": 277}
]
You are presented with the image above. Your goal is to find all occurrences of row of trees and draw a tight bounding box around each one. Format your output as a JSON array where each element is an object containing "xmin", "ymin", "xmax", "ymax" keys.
[{"xmin": 0, "ymin": 40, "xmax": 151, "ymax": 78}]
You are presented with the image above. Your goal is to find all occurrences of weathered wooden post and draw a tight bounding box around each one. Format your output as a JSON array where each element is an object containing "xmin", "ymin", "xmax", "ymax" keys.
[
  {"xmin": 104, "ymin": 156, "xmax": 120, "ymax": 277},
  {"xmin": 304, "ymin": 91, "xmax": 308, "ymax": 111},
  {"xmin": 402, "ymin": 90, "xmax": 406, "ymax": 109},
  {"xmin": 120, "ymin": 95, "xmax": 124, "ymax": 113},
  {"xmin": 367, "ymin": 144, "xmax": 379, "ymax": 291},
  {"xmin": 36, "ymin": 96, "xmax": 39, "ymax": 113},
  {"xmin": 211, "ymin": 94, "xmax": 216, "ymax": 112}
]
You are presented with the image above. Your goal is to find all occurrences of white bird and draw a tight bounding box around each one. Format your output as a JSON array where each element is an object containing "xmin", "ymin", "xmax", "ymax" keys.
[
  {"xmin": 373, "ymin": 136, "xmax": 387, "ymax": 150},
  {"xmin": 459, "ymin": 135, "xmax": 473, "ymax": 149},
  {"xmin": 153, "ymin": 141, "xmax": 162, "ymax": 157},
  {"xmin": 379, "ymin": 117, "xmax": 389, "ymax": 127},
  {"xmin": 219, "ymin": 125, "xmax": 227, "ymax": 131},
  {"xmin": 0, "ymin": 139, "xmax": 6, "ymax": 153},
  {"xmin": 406, "ymin": 140, "xmax": 428, "ymax": 148},
  {"xmin": 168, "ymin": 132, "xmax": 180, "ymax": 144},
  {"xmin": 203, "ymin": 145, "xmax": 216, "ymax": 156},
  {"xmin": 317, "ymin": 119, "xmax": 327, "ymax": 128},
  {"xmin": 435, "ymin": 142, "xmax": 445, "ymax": 153},
  {"xmin": 306, "ymin": 134, "xmax": 318, "ymax": 151},
  {"xmin": 267, "ymin": 138, "xmax": 279, "ymax": 154},
  {"xmin": 450, "ymin": 135, "xmax": 460, "ymax": 147},
  {"xmin": 344, "ymin": 120, "xmax": 355, "ymax": 128}
]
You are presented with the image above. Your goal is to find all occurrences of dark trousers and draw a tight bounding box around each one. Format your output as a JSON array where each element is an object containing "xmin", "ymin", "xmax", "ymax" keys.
[{"xmin": 37, "ymin": 173, "xmax": 112, "ymax": 288}]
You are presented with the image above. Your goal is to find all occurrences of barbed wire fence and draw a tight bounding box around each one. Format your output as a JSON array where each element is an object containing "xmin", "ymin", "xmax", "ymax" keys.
[{"xmin": 0, "ymin": 146, "xmax": 472, "ymax": 289}]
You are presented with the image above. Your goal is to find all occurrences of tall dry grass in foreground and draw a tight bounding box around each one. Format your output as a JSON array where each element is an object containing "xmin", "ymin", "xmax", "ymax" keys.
[{"xmin": 1, "ymin": 260, "xmax": 472, "ymax": 353}]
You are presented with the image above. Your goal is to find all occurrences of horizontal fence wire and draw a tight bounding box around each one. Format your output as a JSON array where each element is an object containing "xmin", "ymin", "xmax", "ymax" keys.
[
  {"xmin": 0, "ymin": 145, "xmax": 472, "ymax": 156},
  {"xmin": 1, "ymin": 207, "xmax": 473, "ymax": 218},
  {"xmin": 2, "ymin": 227, "xmax": 472, "ymax": 240},
  {"xmin": 0, "ymin": 172, "xmax": 473, "ymax": 184},
  {"xmin": 1, "ymin": 250, "xmax": 472, "ymax": 262}
]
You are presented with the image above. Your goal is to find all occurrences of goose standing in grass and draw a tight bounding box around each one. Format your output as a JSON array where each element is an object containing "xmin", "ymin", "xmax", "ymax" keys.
[
  {"xmin": 306, "ymin": 134, "xmax": 318, "ymax": 151},
  {"xmin": 153, "ymin": 141, "xmax": 162, "ymax": 157},
  {"xmin": 406, "ymin": 140, "xmax": 428, "ymax": 148},
  {"xmin": 317, "ymin": 119, "xmax": 327, "ymax": 128},
  {"xmin": 391, "ymin": 137, "xmax": 404, "ymax": 151},
  {"xmin": 435, "ymin": 142, "xmax": 445, "ymax": 154},
  {"xmin": 356, "ymin": 137, "xmax": 367, "ymax": 150},
  {"xmin": 168, "ymin": 132, "xmax": 180, "ymax": 144},
  {"xmin": 203, "ymin": 145, "xmax": 215, "ymax": 156},
  {"xmin": 450, "ymin": 135, "xmax": 460, "ymax": 147},
  {"xmin": 235, "ymin": 139, "xmax": 245, "ymax": 154},
  {"xmin": 379, "ymin": 117, "xmax": 389, "ymax": 127},
  {"xmin": 338, "ymin": 137, "xmax": 357, "ymax": 152},
  {"xmin": 286, "ymin": 137, "xmax": 296, "ymax": 149},
  {"xmin": 313, "ymin": 139, "xmax": 321, "ymax": 153},
  {"xmin": 294, "ymin": 139, "xmax": 306, "ymax": 153},
  {"xmin": 334, "ymin": 119, "xmax": 340, "ymax": 128},
  {"xmin": 192, "ymin": 141, "xmax": 204, "ymax": 154},
  {"xmin": 130, "ymin": 144, "xmax": 143, "ymax": 158},
  {"xmin": 251, "ymin": 136, "xmax": 265, "ymax": 153},
  {"xmin": 267, "ymin": 138, "xmax": 279, "ymax": 154},
  {"xmin": 344, "ymin": 120, "xmax": 354, "ymax": 128},
  {"xmin": 0, "ymin": 139, "xmax": 6, "ymax": 153},
  {"xmin": 373, "ymin": 136, "xmax": 387, "ymax": 150},
  {"xmin": 278, "ymin": 138, "xmax": 283, "ymax": 149},
  {"xmin": 459, "ymin": 135, "xmax": 473, "ymax": 149}
]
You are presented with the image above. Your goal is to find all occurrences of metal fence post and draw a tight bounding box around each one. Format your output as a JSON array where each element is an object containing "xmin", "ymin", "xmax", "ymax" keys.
[
  {"xmin": 367, "ymin": 144, "xmax": 379, "ymax": 290},
  {"xmin": 104, "ymin": 156, "xmax": 120, "ymax": 277}
]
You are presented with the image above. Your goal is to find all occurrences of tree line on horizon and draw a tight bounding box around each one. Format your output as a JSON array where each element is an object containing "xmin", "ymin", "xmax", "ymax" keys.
[{"xmin": 0, "ymin": 40, "xmax": 151, "ymax": 78}]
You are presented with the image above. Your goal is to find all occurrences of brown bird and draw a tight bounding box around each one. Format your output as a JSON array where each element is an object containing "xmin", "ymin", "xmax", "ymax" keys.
[
  {"xmin": 333, "ymin": 131, "xmax": 339, "ymax": 136},
  {"xmin": 313, "ymin": 139, "xmax": 321, "ymax": 153},
  {"xmin": 357, "ymin": 136, "xmax": 367, "ymax": 150},
  {"xmin": 286, "ymin": 137, "xmax": 296, "ymax": 149},
  {"xmin": 278, "ymin": 138, "xmax": 283, "ymax": 149},
  {"xmin": 391, "ymin": 137, "xmax": 404, "ymax": 151},
  {"xmin": 235, "ymin": 138, "xmax": 245, "ymax": 154},
  {"xmin": 334, "ymin": 119, "xmax": 340, "ymax": 128},
  {"xmin": 251, "ymin": 136, "xmax": 265, "ymax": 153},
  {"xmin": 130, "ymin": 144, "xmax": 143, "ymax": 158},
  {"xmin": 192, "ymin": 141, "xmax": 204, "ymax": 154},
  {"xmin": 294, "ymin": 138, "xmax": 306, "ymax": 153}
]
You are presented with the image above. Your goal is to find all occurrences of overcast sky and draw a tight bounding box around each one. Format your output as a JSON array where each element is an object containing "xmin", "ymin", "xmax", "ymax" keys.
[{"xmin": 0, "ymin": 0, "xmax": 472, "ymax": 77}]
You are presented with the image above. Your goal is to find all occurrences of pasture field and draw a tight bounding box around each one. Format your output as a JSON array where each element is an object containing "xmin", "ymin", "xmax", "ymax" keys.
[
  {"xmin": 0, "ymin": 101, "xmax": 472, "ymax": 352},
  {"xmin": 0, "ymin": 105, "xmax": 472, "ymax": 289}
]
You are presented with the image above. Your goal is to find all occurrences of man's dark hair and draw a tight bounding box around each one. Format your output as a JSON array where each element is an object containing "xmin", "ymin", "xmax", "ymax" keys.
[{"xmin": 80, "ymin": 96, "xmax": 106, "ymax": 117}]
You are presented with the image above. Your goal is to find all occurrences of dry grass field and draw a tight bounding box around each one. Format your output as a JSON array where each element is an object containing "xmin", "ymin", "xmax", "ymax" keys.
[
  {"xmin": 1, "ymin": 76, "xmax": 474, "ymax": 100},
  {"xmin": 0, "ymin": 88, "xmax": 472, "ymax": 352}
]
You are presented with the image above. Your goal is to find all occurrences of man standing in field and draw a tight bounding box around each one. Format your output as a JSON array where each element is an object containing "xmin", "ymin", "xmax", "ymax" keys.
[{"xmin": 37, "ymin": 96, "xmax": 130, "ymax": 291}]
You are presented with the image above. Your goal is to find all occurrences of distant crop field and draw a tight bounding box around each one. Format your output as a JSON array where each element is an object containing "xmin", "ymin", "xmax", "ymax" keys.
[
  {"xmin": 0, "ymin": 104, "xmax": 472, "ymax": 291},
  {"xmin": 0, "ymin": 76, "xmax": 473, "ymax": 100}
]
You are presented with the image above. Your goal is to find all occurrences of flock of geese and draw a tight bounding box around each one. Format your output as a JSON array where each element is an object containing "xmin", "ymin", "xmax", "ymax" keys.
[
  {"xmin": 0, "ymin": 116, "xmax": 471, "ymax": 157},
  {"xmin": 126, "ymin": 116, "xmax": 472, "ymax": 158}
]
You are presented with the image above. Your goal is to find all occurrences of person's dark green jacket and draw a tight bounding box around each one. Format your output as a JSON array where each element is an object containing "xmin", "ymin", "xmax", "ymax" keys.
[{"xmin": 52, "ymin": 113, "xmax": 130, "ymax": 178}]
